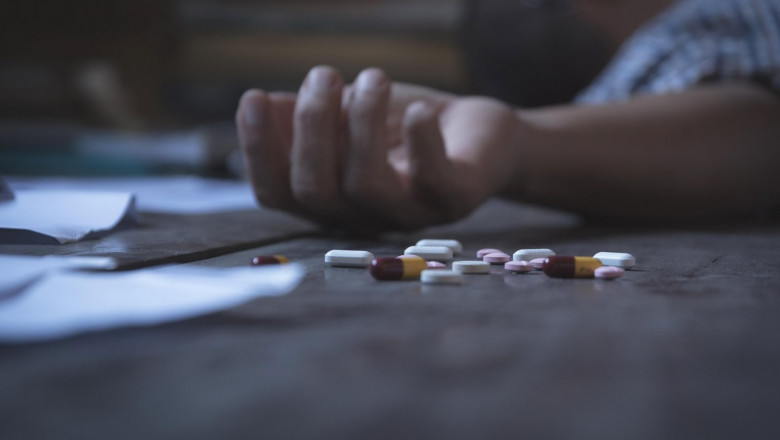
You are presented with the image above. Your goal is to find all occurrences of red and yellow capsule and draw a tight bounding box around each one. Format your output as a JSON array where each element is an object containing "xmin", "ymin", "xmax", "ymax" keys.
[
  {"xmin": 370, "ymin": 256, "xmax": 428, "ymax": 281},
  {"xmin": 250, "ymin": 255, "xmax": 290, "ymax": 266},
  {"xmin": 542, "ymin": 256, "xmax": 603, "ymax": 278}
]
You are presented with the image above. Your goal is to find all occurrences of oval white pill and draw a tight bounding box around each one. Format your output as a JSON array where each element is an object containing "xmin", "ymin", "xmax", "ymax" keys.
[
  {"xmin": 404, "ymin": 246, "xmax": 453, "ymax": 262},
  {"xmin": 594, "ymin": 266, "xmax": 625, "ymax": 279},
  {"xmin": 453, "ymin": 261, "xmax": 491, "ymax": 274},
  {"xmin": 593, "ymin": 252, "xmax": 635, "ymax": 269},
  {"xmin": 416, "ymin": 239, "xmax": 463, "ymax": 254},
  {"xmin": 504, "ymin": 261, "xmax": 534, "ymax": 273},
  {"xmin": 477, "ymin": 248, "xmax": 504, "ymax": 258},
  {"xmin": 513, "ymin": 249, "xmax": 556, "ymax": 262},
  {"xmin": 421, "ymin": 269, "xmax": 463, "ymax": 285},
  {"xmin": 483, "ymin": 252, "xmax": 511, "ymax": 264},
  {"xmin": 324, "ymin": 250, "xmax": 374, "ymax": 268}
]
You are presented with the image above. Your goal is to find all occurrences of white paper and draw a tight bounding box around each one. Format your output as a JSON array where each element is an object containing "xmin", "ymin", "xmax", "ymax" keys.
[
  {"xmin": 0, "ymin": 262, "xmax": 303, "ymax": 343},
  {"xmin": 7, "ymin": 176, "xmax": 257, "ymax": 214},
  {"xmin": 0, "ymin": 255, "xmax": 117, "ymax": 299},
  {"xmin": 0, "ymin": 189, "xmax": 136, "ymax": 244}
]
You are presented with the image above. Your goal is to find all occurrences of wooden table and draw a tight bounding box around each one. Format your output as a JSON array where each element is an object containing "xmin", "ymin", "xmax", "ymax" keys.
[{"xmin": 2, "ymin": 199, "xmax": 780, "ymax": 439}]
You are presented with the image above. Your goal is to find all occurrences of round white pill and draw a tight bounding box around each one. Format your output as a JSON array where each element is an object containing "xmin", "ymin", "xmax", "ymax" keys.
[
  {"xmin": 404, "ymin": 246, "xmax": 453, "ymax": 262},
  {"xmin": 324, "ymin": 250, "xmax": 374, "ymax": 268},
  {"xmin": 427, "ymin": 261, "xmax": 447, "ymax": 269},
  {"xmin": 421, "ymin": 269, "xmax": 464, "ymax": 285},
  {"xmin": 415, "ymin": 239, "xmax": 463, "ymax": 254},
  {"xmin": 453, "ymin": 261, "xmax": 491, "ymax": 274},
  {"xmin": 594, "ymin": 266, "xmax": 625, "ymax": 280}
]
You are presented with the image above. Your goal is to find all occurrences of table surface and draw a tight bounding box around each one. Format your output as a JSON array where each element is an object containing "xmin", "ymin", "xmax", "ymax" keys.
[{"xmin": 2, "ymin": 199, "xmax": 780, "ymax": 440}]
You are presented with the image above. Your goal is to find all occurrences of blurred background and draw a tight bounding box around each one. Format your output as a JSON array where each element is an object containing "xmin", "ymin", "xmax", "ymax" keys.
[{"xmin": 0, "ymin": 0, "xmax": 609, "ymax": 177}]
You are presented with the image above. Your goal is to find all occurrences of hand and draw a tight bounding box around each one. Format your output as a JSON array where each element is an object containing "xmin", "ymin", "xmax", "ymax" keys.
[{"xmin": 237, "ymin": 66, "xmax": 524, "ymax": 231}]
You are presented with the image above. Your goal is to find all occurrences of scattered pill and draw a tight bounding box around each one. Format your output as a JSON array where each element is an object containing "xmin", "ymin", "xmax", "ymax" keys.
[
  {"xmin": 513, "ymin": 249, "xmax": 556, "ymax": 262},
  {"xmin": 421, "ymin": 269, "xmax": 464, "ymax": 285},
  {"xmin": 529, "ymin": 258, "xmax": 546, "ymax": 270},
  {"xmin": 404, "ymin": 246, "xmax": 453, "ymax": 262},
  {"xmin": 250, "ymin": 255, "xmax": 289, "ymax": 266},
  {"xmin": 324, "ymin": 250, "xmax": 374, "ymax": 268},
  {"xmin": 477, "ymin": 248, "xmax": 504, "ymax": 258},
  {"xmin": 542, "ymin": 256, "xmax": 603, "ymax": 278},
  {"xmin": 504, "ymin": 261, "xmax": 534, "ymax": 273},
  {"xmin": 593, "ymin": 252, "xmax": 636, "ymax": 269},
  {"xmin": 370, "ymin": 256, "xmax": 427, "ymax": 281},
  {"xmin": 483, "ymin": 252, "xmax": 511, "ymax": 264},
  {"xmin": 453, "ymin": 261, "xmax": 491, "ymax": 274},
  {"xmin": 416, "ymin": 239, "xmax": 463, "ymax": 254},
  {"xmin": 594, "ymin": 266, "xmax": 625, "ymax": 280},
  {"xmin": 427, "ymin": 261, "xmax": 448, "ymax": 269}
]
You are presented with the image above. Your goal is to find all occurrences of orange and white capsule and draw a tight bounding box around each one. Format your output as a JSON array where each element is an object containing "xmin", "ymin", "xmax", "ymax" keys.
[
  {"xmin": 251, "ymin": 255, "xmax": 289, "ymax": 266},
  {"xmin": 542, "ymin": 256, "xmax": 603, "ymax": 278},
  {"xmin": 371, "ymin": 256, "xmax": 428, "ymax": 281}
]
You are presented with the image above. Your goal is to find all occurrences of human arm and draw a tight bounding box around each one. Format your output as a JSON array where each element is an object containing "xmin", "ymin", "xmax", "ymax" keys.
[
  {"xmin": 512, "ymin": 83, "xmax": 780, "ymax": 220},
  {"xmin": 237, "ymin": 67, "xmax": 780, "ymax": 230}
]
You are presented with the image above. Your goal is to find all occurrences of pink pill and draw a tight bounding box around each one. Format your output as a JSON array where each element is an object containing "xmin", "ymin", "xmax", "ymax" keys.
[
  {"xmin": 505, "ymin": 261, "xmax": 534, "ymax": 273},
  {"xmin": 483, "ymin": 252, "xmax": 511, "ymax": 264},
  {"xmin": 426, "ymin": 261, "xmax": 447, "ymax": 269},
  {"xmin": 530, "ymin": 258, "xmax": 546, "ymax": 270},
  {"xmin": 594, "ymin": 266, "xmax": 625, "ymax": 280},
  {"xmin": 477, "ymin": 248, "xmax": 504, "ymax": 258}
]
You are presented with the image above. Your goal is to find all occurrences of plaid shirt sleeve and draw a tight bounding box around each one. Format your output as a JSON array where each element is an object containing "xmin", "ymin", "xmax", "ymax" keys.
[{"xmin": 576, "ymin": 0, "xmax": 780, "ymax": 104}]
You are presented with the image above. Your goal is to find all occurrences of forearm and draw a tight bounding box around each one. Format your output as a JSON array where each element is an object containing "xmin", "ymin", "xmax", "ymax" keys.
[{"xmin": 507, "ymin": 84, "xmax": 780, "ymax": 220}]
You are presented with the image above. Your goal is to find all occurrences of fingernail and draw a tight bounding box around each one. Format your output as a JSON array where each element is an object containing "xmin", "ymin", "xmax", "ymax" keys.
[
  {"xmin": 308, "ymin": 67, "xmax": 336, "ymax": 92},
  {"xmin": 241, "ymin": 91, "xmax": 263, "ymax": 126},
  {"xmin": 356, "ymin": 69, "xmax": 387, "ymax": 92}
]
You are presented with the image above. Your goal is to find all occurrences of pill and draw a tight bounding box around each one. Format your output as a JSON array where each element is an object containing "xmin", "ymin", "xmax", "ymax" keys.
[
  {"xmin": 513, "ymin": 249, "xmax": 556, "ymax": 262},
  {"xmin": 453, "ymin": 261, "xmax": 491, "ymax": 274},
  {"xmin": 404, "ymin": 246, "xmax": 453, "ymax": 262},
  {"xmin": 542, "ymin": 256, "xmax": 603, "ymax": 278},
  {"xmin": 593, "ymin": 252, "xmax": 636, "ymax": 269},
  {"xmin": 477, "ymin": 248, "xmax": 504, "ymax": 258},
  {"xmin": 504, "ymin": 260, "xmax": 534, "ymax": 273},
  {"xmin": 250, "ymin": 255, "xmax": 289, "ymax": 266},
  {"xmin": 324, "ymin": 250, "xmax": 374, "ymax": 268},
  {"xmin": 370, "ymin": 256, "xmax": 427, "ymax": 281},
  {"xmin": 529, "ymin": 258, "xmax": 546, "ymax": 270},
  {"xmin": 427, "ymin": 261, "xmax": 448, "ymax": 269},
  {"xmin": 483, "ymin": 252, "xmax": 511, "ymax": 264},
  {"xmin": 594, "ymin": 266, "xmax": 625, "ymax": 280},
  {"xmin": 421, "ymin": 269, "xmax": 464, "ymax": 285},
  {"xmin": 416, "ymin": 239, "xmax": 463, "ymax": 254}
]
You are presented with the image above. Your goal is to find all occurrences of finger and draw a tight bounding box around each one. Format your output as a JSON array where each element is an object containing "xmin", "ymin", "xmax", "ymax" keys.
[
  {"xmin": 237, "ymin": 89, "xmax": 295, "ymax": 210},
  {"xmin": 290, "ymin": 66, "xmax": 347, "ymax": 214},
  {"xmin": 403, "ymin": 101, "xmax": 463, "ymax": 220},
  {"xmin": 343, "ymin": 69, "xmax": 400, "ymax": 206}
]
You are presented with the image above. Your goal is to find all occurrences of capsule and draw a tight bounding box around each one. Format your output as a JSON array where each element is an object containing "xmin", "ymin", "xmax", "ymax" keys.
[
  {"xmin": 251, "ymin": 255, "xmax": 289, "ymax": 266},
  {"xmin": 370, "ymin": 256, "xmax": 427, "ymax": 281},
  {"xmin": 542, "ymin": 256, "xmax": 603, "ymax": 278}
]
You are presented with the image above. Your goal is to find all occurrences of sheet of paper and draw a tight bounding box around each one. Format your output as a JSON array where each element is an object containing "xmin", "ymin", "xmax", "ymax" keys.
[
  {"xmin": 0, "ymin": 262, "xmax": 303, "ymax": 343},
  {"xmin": 7, "ymin": 176, "xmax": 257, "ymax": 214},
  {"xmin": 0, "ymin": 189, "xmax": 136, "ymax": 244},
  {"xmin": 0, "ymin": 255, "xmax": 117, "ymax": 300}
]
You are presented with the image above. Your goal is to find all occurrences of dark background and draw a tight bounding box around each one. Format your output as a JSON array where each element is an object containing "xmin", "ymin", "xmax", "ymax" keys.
[{"xmin": 0, "ymin": 0, "xmax": 609, "ymax": 129}]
